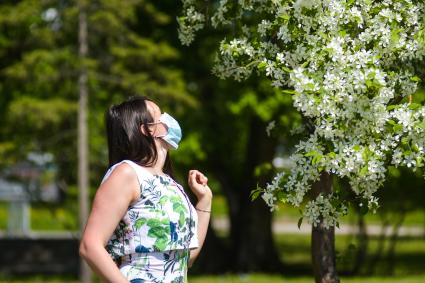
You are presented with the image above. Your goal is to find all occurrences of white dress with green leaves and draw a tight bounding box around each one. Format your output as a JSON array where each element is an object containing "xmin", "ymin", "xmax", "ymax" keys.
[{"xmin": 101, "ymin": 160, "xmax": 199, "ymax": 283}]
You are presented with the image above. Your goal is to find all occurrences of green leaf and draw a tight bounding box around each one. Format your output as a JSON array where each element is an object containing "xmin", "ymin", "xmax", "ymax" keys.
[
  {"xmin": 281, "ymin": 89, "xmax": 295, "ymax": 95},
  {"xmin": 359, "ymin": 166, "xmax": 368, "ymax": 176},
  {"xmin": 401, "ymin": 137, "xmax": 409, "ymax": 145},
  {"xmin": 312, "ymin": 154, "xmax": 323, "ymax": 165},
  {"xmin": 318, "ymin": 31, "xmax": 328, "ymax": 39},
  {"xmin": 391, "ymin": 29, "xmax": 400, "ymax": 45},
  {"xmin": 279, "ymin": 14, "xmax": 290, "ymax": 21},
  {"xmin": 386, "ymin": 119, "xmax": 396, "ymax": 125},
  {"xmin": 276, "ymin": 190, "xmax": 286, "ymax": 202},
  {"xmin": 408, "ymin": 103, "xmax": 421, "ymax": 110},
  {"xmin": 387, "ymin": 105, "xmax": 397, "ymax": 111},
  {"xmin": 257, "ymin": 61, "xmax": 267, "ymax": 71},
  {"xmin": 410, "ymin": 76, "xmax": 421, "ymax": 82},
  {"xmin": 297, "ymin": 217, "xmax": 303, "ymax": 230},
  {"xmin": 365, "ymin": 79, "xmax": 373, "ymax": 88},
  {"xmin": 415, "ymin": 122, "xmax": 425, "ymax": 130},
  {"xmin": 250, "ymin": 185, "xmax": 263, "ymax": 201},
  {"xmin": 305, "ymin": 150, "xmax": 318, "ymax": 157},
  {"xmin": 347, "ymin": 0, "xmax": 356, "ymax": 6},
  {"xmin": 393, "ymin": 124, "xmax": 403, "ymax": 132}
]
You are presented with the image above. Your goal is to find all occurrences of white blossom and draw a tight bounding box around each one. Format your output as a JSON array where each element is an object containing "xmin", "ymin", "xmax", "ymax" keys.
[
  {"xmin": 178, "ymin": 0, "xmax": 425, "ymax": 228},
  {"xmin": 266, "ymin": 120, "xmax": 276, "ymax": 137}
]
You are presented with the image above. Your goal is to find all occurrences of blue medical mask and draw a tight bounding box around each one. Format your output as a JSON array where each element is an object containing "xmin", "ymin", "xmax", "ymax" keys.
[{"xmin": 157, "ymin": 112, "xmax": 182, "ymax": 149}]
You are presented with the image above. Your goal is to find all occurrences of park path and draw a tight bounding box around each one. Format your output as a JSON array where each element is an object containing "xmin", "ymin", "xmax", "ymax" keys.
[{"xmin": 212, "ymin": 217, "xmax": 425, "ymax": 237}]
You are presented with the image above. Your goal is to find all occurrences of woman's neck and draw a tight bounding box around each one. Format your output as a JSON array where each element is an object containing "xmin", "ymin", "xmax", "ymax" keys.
[
  {"xmin": 148, "ymin": 142, "xmax": 167, "ymax": 175},
  {"xmin": 149, "ymin": 162, "xmax": 165, "ymax": 175}
]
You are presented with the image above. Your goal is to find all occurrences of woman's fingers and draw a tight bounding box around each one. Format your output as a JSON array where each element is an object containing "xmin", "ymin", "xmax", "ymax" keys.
[
  {"xmin": 188, "ymin": 170, "xmax": 208, "ymax": 186},
  {"xmin": 198, "ymin": 174, "xmax": 207, "ymax": 185}
]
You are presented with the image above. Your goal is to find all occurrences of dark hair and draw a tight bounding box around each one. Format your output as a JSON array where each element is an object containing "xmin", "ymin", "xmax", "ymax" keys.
[{"xmin": 105, "ymin": 96, "xmax": 173, "ymax": 175}]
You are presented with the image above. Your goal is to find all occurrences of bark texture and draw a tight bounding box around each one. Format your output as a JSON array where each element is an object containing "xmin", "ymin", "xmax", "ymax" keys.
[{"xmin": 311, "ymin": 172, "xmax": 340, "ymax": 283}]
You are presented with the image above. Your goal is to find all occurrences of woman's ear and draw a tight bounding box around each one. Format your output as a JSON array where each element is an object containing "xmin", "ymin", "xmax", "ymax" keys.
[{"xmin": 140, "ymin": 124, "xmax": 149, "ymax": 136}]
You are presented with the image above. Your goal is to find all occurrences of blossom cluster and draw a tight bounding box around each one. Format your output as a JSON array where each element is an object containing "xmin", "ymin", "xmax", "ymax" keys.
[{"xmin": 179, "ymin": 0, "xmax": 425, "ymax": 227}]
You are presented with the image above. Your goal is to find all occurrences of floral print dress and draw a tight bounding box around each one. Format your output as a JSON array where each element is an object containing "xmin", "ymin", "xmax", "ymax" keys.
[{"xmin": 101, "ymin": 160, "xmax": 199, "ymax": 283}]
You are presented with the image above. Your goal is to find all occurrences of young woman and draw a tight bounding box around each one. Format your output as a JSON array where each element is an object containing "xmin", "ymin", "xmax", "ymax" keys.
[{"xmin": 79, "ymin": 96, "xmax": 212, "ymax": 283}]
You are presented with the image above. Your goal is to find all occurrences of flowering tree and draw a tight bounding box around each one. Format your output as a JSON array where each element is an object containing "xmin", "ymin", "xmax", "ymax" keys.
[{"xmin": 179, "ymin": 0, "xmax": 425, "ymax": 282}]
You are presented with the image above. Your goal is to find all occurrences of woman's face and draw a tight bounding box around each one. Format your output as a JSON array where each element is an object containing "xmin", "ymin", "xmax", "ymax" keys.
[{"xmin": 144, "ymin": 101, "xmax": 170, "ymax": 150}]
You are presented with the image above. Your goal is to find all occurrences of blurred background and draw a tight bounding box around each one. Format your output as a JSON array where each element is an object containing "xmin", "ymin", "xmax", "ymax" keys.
[{"xmin": 0, "ymin": 1, "xmax": 424, "ymax": 282}]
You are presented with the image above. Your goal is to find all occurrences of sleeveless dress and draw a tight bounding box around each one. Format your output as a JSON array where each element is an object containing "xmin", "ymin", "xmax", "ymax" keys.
[{"xmin": 101, "ymin": 160, "xmax": 199, "ymax": 283}]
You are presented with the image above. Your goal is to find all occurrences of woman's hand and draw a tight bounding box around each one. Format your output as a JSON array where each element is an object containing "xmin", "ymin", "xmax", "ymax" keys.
[{"xmin": 187, "ymin": 169, "xmax": 212, "ymax": 201}]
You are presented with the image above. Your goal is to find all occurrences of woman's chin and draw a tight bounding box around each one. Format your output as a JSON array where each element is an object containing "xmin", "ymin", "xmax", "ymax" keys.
[{"xmin": 155, "ymin": 139, "xmax": 170, "ymax": 153}]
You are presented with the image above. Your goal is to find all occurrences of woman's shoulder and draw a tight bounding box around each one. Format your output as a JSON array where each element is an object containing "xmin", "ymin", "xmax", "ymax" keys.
[
  {"xmin": 103, "ymin": 161, "xmax": 140, "ymax": 185},
  {"xmin": 97, "ymin": 162, "xmax": 140, "ymax": 203},
  {"xmin": 101, "ymin": 160, "xmax": 140, "ymax": 184},
  {"xmin": 111, "ymin": 161, "xmax": 136, "ymax": 176}
]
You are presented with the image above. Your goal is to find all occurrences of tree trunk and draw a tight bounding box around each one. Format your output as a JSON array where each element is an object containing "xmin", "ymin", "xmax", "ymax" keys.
[
  {"xmin": 78, "ymin": 1, "xmax": 91, "ymax": 282},
  {"xmin": 311, "ymin": 172, "xmax": 340, "ymax": 283},
  {"xmin": 227, "ymin": 116, "xmax": 283, "ymax": 272},
  {"xmin": 351, "ymin": 210, "xmax": 368, "ymax": 275},
  {"xmin": 386, "ymin": 210, "xmax": 405, "ymax": 275},
  {"xmin": 229, "ymin": 193, "xmax": 282, "ymax": 272},
  {"xmin": 366, "ymin": 217, "xmax": 389, "ymax": 275}
]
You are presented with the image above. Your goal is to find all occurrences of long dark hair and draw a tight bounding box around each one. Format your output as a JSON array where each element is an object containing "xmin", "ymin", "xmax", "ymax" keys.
[{"xmin": 105, "ymin": 96, "xmax": 173, "ymax": 175}]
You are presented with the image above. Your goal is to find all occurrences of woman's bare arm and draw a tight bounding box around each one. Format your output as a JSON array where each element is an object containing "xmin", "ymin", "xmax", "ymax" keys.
[
  {"xmin": 79, "ymin": 163, "xmax": 139, "ymax": 283},
  {"xmin": 186, "ymin": 170, "xmax": 212, "ymax": 267},
  {"xmin": 189, "ymin": 195, "xmax": 212, "ymax": 267}
]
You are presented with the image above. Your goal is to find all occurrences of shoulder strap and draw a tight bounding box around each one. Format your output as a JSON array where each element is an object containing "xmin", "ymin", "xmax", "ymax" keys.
[
  {"xmin": 120, "ymin": 160, "xmax": 151, "ymax": 186},
  {"xmin": 100, "ymin": 160, "xmax": 150, "ymax": 186}
]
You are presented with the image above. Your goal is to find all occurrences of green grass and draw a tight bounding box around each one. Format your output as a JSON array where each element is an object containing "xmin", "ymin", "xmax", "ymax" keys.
[
  {"xmin": 0, "ymin": 232, "xmax": 423, "ymax": 282},
  {"xmin": 29, "ymin": 203, "xmax": 78, "ymax": 231},
  {"xmin": 274, "ymin": 232, "xmax": 425, "ymax": 276},
  {"xmin": 0, "ymin": 202, "xmax": 7, "ymax": 229},
  {"xmin": 0, "ymin": 193, "xmax": 424, "ymax": 282},
  {"xmin": 190, "ymin": 274, "xmax": 425, "ymax": 283},
  {"xmin": 0, "ymin": 274, "xmax": 424, "ymax": 283}
]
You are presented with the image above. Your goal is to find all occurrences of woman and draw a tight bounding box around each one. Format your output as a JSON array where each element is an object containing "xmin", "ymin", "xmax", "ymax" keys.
[{"xmin": 79, "ymin": 96, "xmax": 212, "ymax": 283}]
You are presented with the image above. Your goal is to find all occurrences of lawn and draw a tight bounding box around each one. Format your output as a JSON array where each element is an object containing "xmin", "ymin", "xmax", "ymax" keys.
[
  {"xmin": 275, "ymin": 233, "xmax": 425, "ymax": 276},
  {"xmin": 0, "ymin": 193, "xmax": 424, "ymax": 282},
  {"xmin": 190, "ymin": 274, "xmax": 425, "ymax": 283},
  {"xmin": 0, "ymin": 274, "xmax": 424, "ymax": 283}
]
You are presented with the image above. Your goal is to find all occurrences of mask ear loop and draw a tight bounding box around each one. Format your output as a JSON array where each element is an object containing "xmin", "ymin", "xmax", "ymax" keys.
[{"xmin": 146, "ymin": 121, "xmax": 168, "ymax": 138}]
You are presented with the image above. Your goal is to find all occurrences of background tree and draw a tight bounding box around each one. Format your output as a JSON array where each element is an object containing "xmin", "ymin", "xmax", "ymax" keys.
[
  {"xmin": 0, "ymin": 0, "xmax": 194, "ymax": 182},
  {"xmin": 178, "ymin": 0, "xmax": 425, "ymax": 282},
  {"xmin": 0, "ymin": 0, "xmax": 302, "ymax": 273}
]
